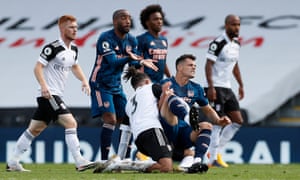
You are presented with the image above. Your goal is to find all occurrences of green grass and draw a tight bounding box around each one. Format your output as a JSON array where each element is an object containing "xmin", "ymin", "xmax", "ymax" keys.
[{"xmin": 0, "ymin": 163, "xmax": 299, "ymax": 180}]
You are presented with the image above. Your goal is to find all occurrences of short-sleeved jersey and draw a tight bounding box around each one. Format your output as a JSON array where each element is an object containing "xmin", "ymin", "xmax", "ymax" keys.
[
  {"xmin": 205, "ymin": 32, "xmax": 240, "ymax": 88},
  {"xmin": 125, "ymin": 83, "xmax": 162, "ymax": 140},
  {"xmin": 137, "ymin": 32, "xmax": 168, "ymax": 83},
  {"xmin": 161, "ymin": 77, "xmax": 208, "ymax": 107},
  {"xmin": 89, "ymin": 29, "xmax": 138, "ymax": 93},
  {"xmin": 38, "ymin": 38, "xmax": 78, "ymax": 97}
]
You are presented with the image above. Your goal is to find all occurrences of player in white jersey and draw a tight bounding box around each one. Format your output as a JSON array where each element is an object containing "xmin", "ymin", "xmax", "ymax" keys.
[
  {"xmin": 204, "ymin": 14, "xmax": 244, "ymax": 168},
  {"xmin": 94, "ymin": 66, "xmax": 172, "ymax": 173},
  {"xmin": 6, "ymin": 15, "xmax": 97, "ymax": 172},
  {"xmin": 123, "ymin": 66, "xmax": 173, "ymax": 172}
]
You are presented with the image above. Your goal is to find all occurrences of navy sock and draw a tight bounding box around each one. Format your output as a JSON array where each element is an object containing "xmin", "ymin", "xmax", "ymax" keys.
[
  {"xmin": 101, "ymin": 126, "xmax": 114, "ymax": 160},
  {"xmin": 168, "ymin": 95, "xmax": 189, "ymax": 120},
  {"xmin": 195, "ymin": 129, "xmax": 211, "ymax": 159}
]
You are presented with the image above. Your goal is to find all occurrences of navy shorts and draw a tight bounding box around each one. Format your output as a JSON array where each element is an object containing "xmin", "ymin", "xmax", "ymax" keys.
[
  {"xmin": 90, "ymin": 85, "xmax": 127, "ymax": 120},
  {"xmin": 160, "ymin": 117, "xmax": 193, "ymax": 161}
]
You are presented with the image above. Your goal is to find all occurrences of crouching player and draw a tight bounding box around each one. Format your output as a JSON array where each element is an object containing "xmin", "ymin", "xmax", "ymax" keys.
[{"xmin": 94, "ymin": 66, "xmax": 173, "ymax": 173}]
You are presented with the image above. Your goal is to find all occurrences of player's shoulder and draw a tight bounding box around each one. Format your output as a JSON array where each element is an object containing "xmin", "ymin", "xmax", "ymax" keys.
[
  {"xmin": 160, "ymin": 77, "xmax": 172, "ymax": 85},
  {"xmin": 208, "ymin": 34, "xmax": 227, "ymax": 52},
  {"xmin": 40, "ymin": 40, "xmax": 65, "ymax": 60},
  {"xmin": 99, "ymin": 29, "xmax": 114, "ymax": 40},
  {"xmin": 97, "ymin": 30, "xmax": 116, "ymax": 50},
  {"xmin": 136, "ymin": 32, "xmax": 148, "ymax": 39},
  {"xmin": 136, "ymin": 32, "xmax": 150, "ymax": 46},
  {"xmin": 211, "ymin": 34, "xmax": 226, "ymax": 45},
  {"xmin": 159, "ymin": 34, "xmax": 168, "ymax": 41},
  {"xmin": 189, "ymin": 80, "xmax": 203, "ymax": 89},
  {"xmin": 127, "ymin": 32, "xmax": 137, "ymax": 41},
  {"xmin": 43, "ymin": 40, "xmax": 61, "ymax": 49}
]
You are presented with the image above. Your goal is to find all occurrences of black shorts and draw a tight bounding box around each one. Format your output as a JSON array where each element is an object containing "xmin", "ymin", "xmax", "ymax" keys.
[
  {"xmin": 135, "ymin": 128, "xmax": 172, "ymax": 161},
  {"xmin": 32, "ymin": 95, "xmax": 71, "ymax": 125},
  {"xmin": 204, "ymin": 87, "xmax": 240, "ymax": 116}
]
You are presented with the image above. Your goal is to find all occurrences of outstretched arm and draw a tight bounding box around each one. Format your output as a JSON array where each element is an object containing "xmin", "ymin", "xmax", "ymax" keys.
[
  {"xmin": 201, "ymin": 105, "xmax": 231, "ymax": 126},
  {"xmin": 127, "ymin": 50, "xmax": 159, "ymax": 72}
]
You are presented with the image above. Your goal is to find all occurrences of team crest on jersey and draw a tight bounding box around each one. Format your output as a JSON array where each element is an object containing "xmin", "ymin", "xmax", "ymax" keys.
[
  {"xmin": 187, "ymin": 90, "xmax": 194, "ymax": 97},
  {"xmin": 104, "ymin": 101, "xmax": 110, "ymax": 108}
]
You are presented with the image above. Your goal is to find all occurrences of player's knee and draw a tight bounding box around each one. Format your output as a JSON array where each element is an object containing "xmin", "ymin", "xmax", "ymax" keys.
[
  {"xmin": 160, "ymin": 161, "xmax": 173, "ymax": 172},
  {"xmin": 102, "ymin": 113, "xmax": 117, "ymax": 125},
  {"xmin": 198, "ymin": 122, "xmax": 212, "ymax": 130},
  {"xmin": 28, "ymin": 128, "xmax": 42, "ymax": 136},
  {"xmin": 235, "ymin": 116, "xmax": 243, "ymax": 124},
  {"xmin": 228, "ymin": 111, "xmax": 244, "ymax": 124},
  {"xmin": 68, "ymin": 120, "xmax": 78, "ymax": 128}
]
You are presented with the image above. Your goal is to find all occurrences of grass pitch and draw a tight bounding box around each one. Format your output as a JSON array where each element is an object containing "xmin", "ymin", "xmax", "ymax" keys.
[{"xmin": 0, "ymin": 163, "xmax": 299, "ymax": 180}]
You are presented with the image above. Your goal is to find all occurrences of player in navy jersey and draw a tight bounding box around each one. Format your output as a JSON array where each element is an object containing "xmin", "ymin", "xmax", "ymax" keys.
[
  {"xmin": 89, "ymin": 9, "xmax": 158, "ymax": 161},
  {"xmin": 136, "ymin": 4, "xmax": 171, "ymax": 83},
  {"xmin": 6, "ymin": 15, "xmax": 97, "ymax": 172},
  {"xmin": 118, "ymin": 4, "xmax": 171, "ymax": 162},
  {"xmin": 160, "ymin": 54, "xmax": 231, "ymax": 173},
  {"xmin": 205, "ymin": 14, "xmax": 244, "ymax": 168}
]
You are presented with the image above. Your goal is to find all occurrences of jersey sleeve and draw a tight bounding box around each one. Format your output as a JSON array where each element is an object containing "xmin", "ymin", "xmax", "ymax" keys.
[
  {"xmin": 196, "ymin": 84, "xmax": 209, "ymax": 107},
  {"xmin": 96, "ymin": 35, "xmax": 131, "ymax": 66},
  {"xmin": 206, "ymin": 39, "xmax": 227, "ymax": 62},
  {"xmin": 39, "ymin": 43, "xmax": 65, "ymax": 65},
  {"xmin": 152, "ymin": 83, "xmax": 162, "ymax": 99}
]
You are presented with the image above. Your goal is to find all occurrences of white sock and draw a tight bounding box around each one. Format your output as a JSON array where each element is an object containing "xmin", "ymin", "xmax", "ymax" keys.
[
  {"xmin": 179, "ymin": 155, "xmax": 194, "ymax": 168},
  {"xmin": 117, "ymin": 124, "xmax": 131, "ymax": 160},
  {"xmin": 194, "ymin": 157, "xmax": 202, "ymax": 164},
  {"xmin": 218, "ymin": 123, "xmax": 241, "ymax": 151},
  {"xmin": 65, "ymin": 128, "xmax": 83, "ymax": 164},
  {"xmin": 208, "ymin": 125, "xmax": 222, "ymax": 164},
  {"xmin": 10, "ymin": 129, "xmax": 35, "ymax": 164}
]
